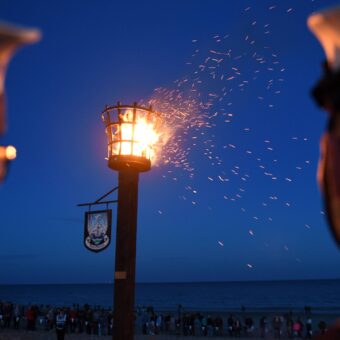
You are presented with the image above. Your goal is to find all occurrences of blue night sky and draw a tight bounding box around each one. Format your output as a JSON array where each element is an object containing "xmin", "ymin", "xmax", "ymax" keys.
[{"xmin": 1, "ymin": 0, "xmax": 340, "ymax": 284}]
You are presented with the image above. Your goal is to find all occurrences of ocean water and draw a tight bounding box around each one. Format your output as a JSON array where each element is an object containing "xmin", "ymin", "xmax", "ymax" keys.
[{"xmin": 0, "ymin": 280, "xmax": 339, "ymax": 314}]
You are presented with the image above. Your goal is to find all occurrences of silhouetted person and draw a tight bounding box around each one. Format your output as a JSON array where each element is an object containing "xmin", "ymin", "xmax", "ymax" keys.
[
  {"xmin": 259, "ymin": 315, "xmax": 268, "ymax": 338},
  {"xmin": 55, "ymin": 310, "xmax": 66, "ymax": 340},
  {"xmin": 315, "ymin": 319, "xmax": 340, "ymax": 340}
]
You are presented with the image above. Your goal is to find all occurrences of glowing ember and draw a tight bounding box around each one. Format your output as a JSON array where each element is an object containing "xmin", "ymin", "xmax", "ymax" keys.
[{"xmin": 139, "ymin": 1, "xmax": 317, "ymax": 263}]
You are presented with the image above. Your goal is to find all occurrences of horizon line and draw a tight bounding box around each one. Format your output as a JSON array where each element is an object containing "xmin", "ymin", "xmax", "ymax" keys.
[{"xmin": 1, "ymin": 277, "xmax": 339, "ymax": 286}]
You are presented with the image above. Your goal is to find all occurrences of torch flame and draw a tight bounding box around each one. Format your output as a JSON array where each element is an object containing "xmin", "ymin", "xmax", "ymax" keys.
[{"xmin": 113, "ymin": 109, "xmax": 163, "ymax": 164}]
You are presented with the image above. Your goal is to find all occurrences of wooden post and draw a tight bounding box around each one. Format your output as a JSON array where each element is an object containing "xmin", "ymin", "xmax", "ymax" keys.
[{"xmin": 113, "ymin": 168, "xmax": 139, "ymax": 340}]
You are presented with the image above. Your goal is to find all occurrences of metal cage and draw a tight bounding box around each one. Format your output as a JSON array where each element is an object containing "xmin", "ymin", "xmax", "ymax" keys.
[{"xmin": 101, "ymin": 102, "xmax": 159, "ymax": 172}]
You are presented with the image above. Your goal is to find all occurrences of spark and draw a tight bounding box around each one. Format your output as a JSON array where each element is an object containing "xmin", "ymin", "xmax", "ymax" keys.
[{"xmin": 147, "ymin": 6, "xmax": 312, "ymax": 263}]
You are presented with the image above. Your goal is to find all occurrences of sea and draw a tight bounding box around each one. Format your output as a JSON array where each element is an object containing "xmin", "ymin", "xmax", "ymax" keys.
[{"xmin": 0, "ymin": 280, "xmax": 339, "ymax": 314}]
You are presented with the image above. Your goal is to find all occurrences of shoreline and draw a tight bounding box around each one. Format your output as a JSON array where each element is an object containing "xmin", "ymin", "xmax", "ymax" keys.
[
  {"xmin": 1, "ymin": 280, "xmax": 338, "ymax": 314},
  {"xmin": 1, "ymin": 278, "xmax": 339, "ymax": 285}
]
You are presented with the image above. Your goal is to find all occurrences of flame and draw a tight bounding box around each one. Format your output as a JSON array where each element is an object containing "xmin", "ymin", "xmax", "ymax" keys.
[
  {"xmin": 5, "ymin": 145, "xmax": 16, "ymax": 160},
  {"xmin": 0, "ymin": 145, "xmax": 16, "ymax": 160},
  {"xmin": 113, "ymin": 109, "xmax": 164, "ymax": 164}
]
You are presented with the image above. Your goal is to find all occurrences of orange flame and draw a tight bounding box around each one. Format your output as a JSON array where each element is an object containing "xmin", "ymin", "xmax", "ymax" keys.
[
  {"xmin": 0, "ymin": 145, "xmax": 16, "ymax": 160},
  {"xmin": 113, "ymin": 109, "xmax": 166, "ymax": 164}
]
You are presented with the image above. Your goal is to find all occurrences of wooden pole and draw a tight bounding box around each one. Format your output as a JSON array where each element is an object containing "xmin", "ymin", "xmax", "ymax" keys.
[{"xmin": 113, "ymin": 168, "xmax": 139, "ymax": 340}]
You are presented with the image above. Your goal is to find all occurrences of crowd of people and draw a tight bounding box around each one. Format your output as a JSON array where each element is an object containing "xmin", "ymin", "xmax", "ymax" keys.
[
  {"xmin": 138, "ymin": 306, "xmax": 324, "ymax": 338},
  {"xmin": 0, "ymin": 301, "xmax": 114, "ymax": 336},
  {"xmin": 0, "ymin": 300, "xmax": 331, "ymax": 338}
]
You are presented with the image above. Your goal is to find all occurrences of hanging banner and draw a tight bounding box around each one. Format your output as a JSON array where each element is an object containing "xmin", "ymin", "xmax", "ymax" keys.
[{"xmin": 84, "ymin": 210, "xmax": 112, "ymax": 252}]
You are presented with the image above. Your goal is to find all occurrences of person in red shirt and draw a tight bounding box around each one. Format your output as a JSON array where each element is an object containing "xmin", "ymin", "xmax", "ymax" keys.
[{"xmin": 26, "ymin": 306, "xmax": 36, "ymax": 331}]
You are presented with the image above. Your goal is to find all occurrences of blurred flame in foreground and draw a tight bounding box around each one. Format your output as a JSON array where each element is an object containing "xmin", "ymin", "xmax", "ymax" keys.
[
  {"xmin": 0, "ymin": 145, "xmax": 16, "ymax": 181},
  {"xmin": 0, "ymin": 145, "xmax": 16, "ymax": 160}
]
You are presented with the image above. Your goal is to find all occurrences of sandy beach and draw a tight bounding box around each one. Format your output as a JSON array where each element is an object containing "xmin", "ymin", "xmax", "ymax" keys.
[
  {"xmin": 0, "ymin": 332, "xmax": 258, "ymax": 340},
  {"xmin": 0, "ymin": 331, "xmax": 256, "ymax": 340}
]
